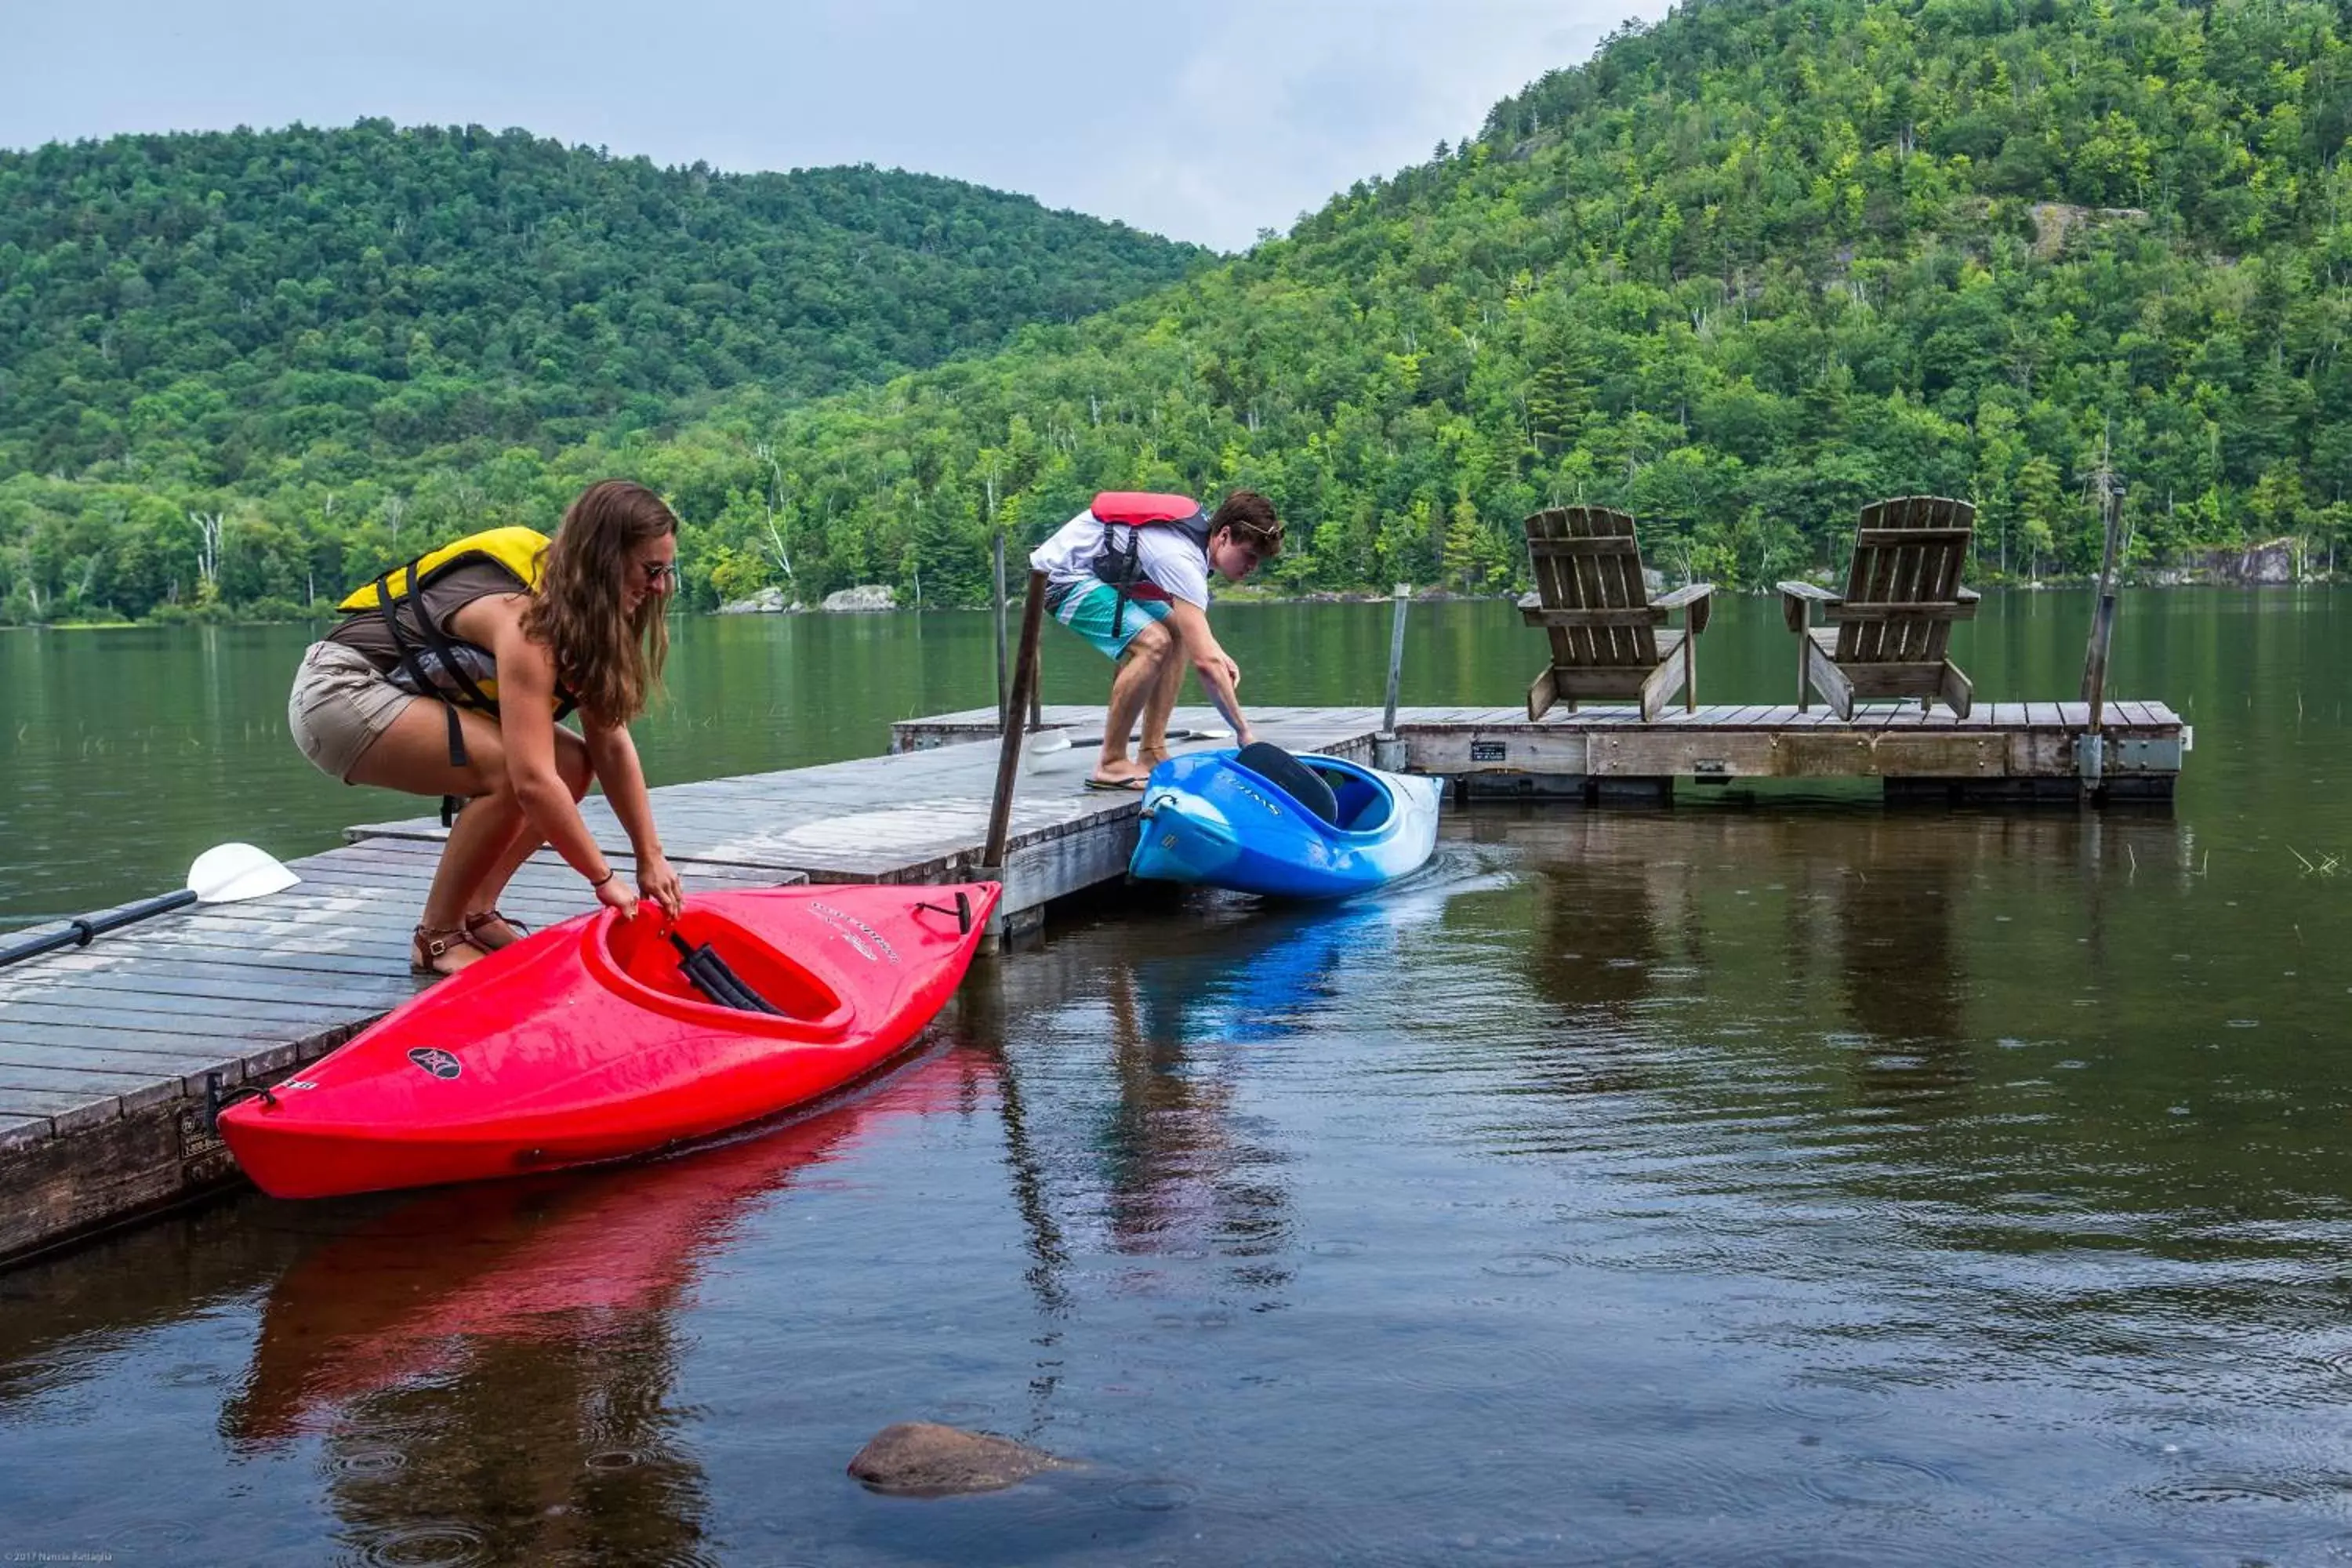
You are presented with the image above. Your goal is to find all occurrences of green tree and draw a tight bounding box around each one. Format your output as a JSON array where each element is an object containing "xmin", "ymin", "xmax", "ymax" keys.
[{"xmin": 2016, "ymin": 456, "xmax": 2067, "ymax": 583}]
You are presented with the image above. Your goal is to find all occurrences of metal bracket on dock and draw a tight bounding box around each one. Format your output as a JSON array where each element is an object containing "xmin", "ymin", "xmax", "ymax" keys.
[
  {"xmin": 2114, "ymin": 735, "xmax": 2183, "ymax": 771},
  {"xmin": 2082, "ymin": 734, "xmax": 2183, "ymax": 777}
]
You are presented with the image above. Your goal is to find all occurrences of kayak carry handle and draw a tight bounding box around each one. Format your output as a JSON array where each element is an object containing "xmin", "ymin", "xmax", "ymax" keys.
[{"xmin": 914, "ymin": 891, "xmax": 973, "ymax": 935}]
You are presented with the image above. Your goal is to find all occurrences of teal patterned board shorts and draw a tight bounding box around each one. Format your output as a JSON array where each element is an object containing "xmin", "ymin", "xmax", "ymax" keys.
[{"xmin": 1047, "ymin": 580, "xmax": 1174, "ymax": 661}]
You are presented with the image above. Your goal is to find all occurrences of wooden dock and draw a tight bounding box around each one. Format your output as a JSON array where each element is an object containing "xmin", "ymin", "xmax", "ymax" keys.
[
  {"xmin": 0, "ymin": 842, "xmax": 789, "ymax": 1265},
  {"xmin": 895, "ymin": 699, "xmax": 2188, "ymax": 805},
  {"xmin": 0, "ymin": 696, "xmax": 2182, "ymax": 1265}
]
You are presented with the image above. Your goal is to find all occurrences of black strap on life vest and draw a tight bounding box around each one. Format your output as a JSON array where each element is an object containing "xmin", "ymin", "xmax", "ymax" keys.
[
  {"xmin": 376, "ymin": 568, "xmax": 492, "ymax": 826},
  {"xmin": 369, "ymin": 561, "xmax": 580, "ymax": 826},
  {"xmin": 1105, "ymin": 526, "xmax": 1145, "ymax": 641}
]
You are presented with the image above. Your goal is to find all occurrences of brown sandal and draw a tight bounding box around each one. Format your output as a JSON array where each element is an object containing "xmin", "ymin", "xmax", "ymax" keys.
[
  {"xmin": 411, "ymin": 924, "xmax": 486, "ymax": 978},
  {"xmin": 462, "ymin": 909, "xmax": 532, "ymax": 950}
]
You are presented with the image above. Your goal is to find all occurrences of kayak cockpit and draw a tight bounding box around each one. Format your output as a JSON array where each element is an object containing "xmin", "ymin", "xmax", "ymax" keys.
[
  {"xmin": 1317, "ymin": 766, "xmax": 1394, "ymax": 834},
  {"xmin": 596, "ymin": 908, "xmax": 851, "ymax": 1033}
]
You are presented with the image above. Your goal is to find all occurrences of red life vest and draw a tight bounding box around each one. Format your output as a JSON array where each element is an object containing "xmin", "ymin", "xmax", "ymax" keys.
[{"xmin": 1088, "ymin": 493, "xmax": 1210, "ymax": 629}]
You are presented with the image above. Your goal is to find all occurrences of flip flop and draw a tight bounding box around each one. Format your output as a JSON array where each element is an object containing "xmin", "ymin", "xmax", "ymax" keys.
[{"xmin": 1083, "ymin": 775, "xmax": 1149, "ymax": 793}]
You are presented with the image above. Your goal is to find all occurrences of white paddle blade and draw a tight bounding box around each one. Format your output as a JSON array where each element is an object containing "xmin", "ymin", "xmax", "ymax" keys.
[
  {"xmin": 1018, "ymin": 726, "xmax": 1067, "ymax": 777},
  {"xmin": 1192, "ymin": 726, "xmax": 1234, "ymax": 742},
  {"xmin": 188, "ymin": 843, "xmax": 300, "ymax": 904}
]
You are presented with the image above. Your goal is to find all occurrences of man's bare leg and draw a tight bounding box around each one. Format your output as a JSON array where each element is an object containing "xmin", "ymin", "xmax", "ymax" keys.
[
  {"xmin": 1135, "ymin": 631, "xmax": 1187, "ymax": 769},
  {"xmin": 1094, "ymin": 626, "xmax": 1172, "ymax": 786}
]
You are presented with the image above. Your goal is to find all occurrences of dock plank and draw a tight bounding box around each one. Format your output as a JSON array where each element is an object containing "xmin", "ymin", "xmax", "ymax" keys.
[
  {"xmin": 0, "ymin": 1087, "xmax": 125, "ymax": 1132},
  {"xmin": 0, "ymin": 992, "xmax": 352, "ymax": 1030},
  {"xmin": 0, "ymin": 1065, "xmax": 186, "ymax": 1116}
]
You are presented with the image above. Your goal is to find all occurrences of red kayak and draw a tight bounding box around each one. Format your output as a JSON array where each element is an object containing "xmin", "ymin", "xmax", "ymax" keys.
[{"xmin": 220, "ymin": 881, "xmax": 1000, "ymax": 1199}]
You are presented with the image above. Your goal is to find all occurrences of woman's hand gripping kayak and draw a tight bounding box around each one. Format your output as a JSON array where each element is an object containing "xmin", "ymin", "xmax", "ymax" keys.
[
  {"xmin": 637, "ymin": 851, "xmax": 685, "ymax": 920},
  {"xmin": 589, "ymin": 854, "xmax": 684, "ymax": 923}
]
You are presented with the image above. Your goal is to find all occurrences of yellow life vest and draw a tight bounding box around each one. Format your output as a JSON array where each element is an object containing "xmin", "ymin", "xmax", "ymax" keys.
[
  {"xmin": 337, "ymin": 526, "xmax": 549, "ymax": 615},
  {"xmin": 336, "ymin": 528, "xmax": 570, "ymax": 812},
  {"xmin": 336, "ymin": 527, "xmax": 552, "ymax": 713}
]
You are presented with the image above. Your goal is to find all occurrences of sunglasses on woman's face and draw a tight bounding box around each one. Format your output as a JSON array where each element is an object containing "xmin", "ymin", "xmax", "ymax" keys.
[{"xmin": 641, "ymin": 558, "xmax": 678, "ymax": 587}]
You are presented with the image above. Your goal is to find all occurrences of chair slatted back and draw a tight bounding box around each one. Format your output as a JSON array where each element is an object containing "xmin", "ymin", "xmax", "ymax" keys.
[
  {"xmin": 1835, "ymin": 496, "xmax": 1976, "ymax": 664},
  {"xmin": 1524, "ymin": 507, "xmax": 1659, "ymax": 669}
]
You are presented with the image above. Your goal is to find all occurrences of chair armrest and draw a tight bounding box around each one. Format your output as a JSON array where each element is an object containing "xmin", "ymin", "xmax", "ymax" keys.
[
  {"xmin": 1777, "ymin": 580, "xmax": 1838, "ymax": 635},
  {"xmin": 1653, "ymin": 581, "xmax": 1714, "ymax": 636},
  {"xmin": 1954, "ymin": 586, "xmax": 1983, "ymax": 619}
]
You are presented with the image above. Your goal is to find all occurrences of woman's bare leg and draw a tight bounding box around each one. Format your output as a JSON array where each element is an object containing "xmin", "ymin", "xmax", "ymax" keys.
[
  {"xmin": 463, "ymin": 728, "xmax": 594, "ymax": 944},
  {"xmin": 347, "ymin": 702, "xmax": 518, "ymax": 972}
]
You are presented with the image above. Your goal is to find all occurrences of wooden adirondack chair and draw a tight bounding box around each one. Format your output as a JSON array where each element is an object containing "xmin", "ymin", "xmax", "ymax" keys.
[
  {"xmin": 1777, "ymin": 495, "xmax": 1979, "ymax": 719},
  {"xmin": 1519, "ymin": 506, "xmax": 1715, "ymax": 722}
]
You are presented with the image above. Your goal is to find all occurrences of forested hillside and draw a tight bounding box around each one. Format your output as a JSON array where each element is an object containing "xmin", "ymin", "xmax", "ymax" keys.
[
  {"xmin": 0, "ymin": 122, "xmax": 1202, "ymax": 618},
  {"xmin": 5, "ymin": 0, "xmax": 2350, "ymax": 621},
  {"xmin": 664, "ymin": 0, "xmax": 2352, "ymax": 607}
]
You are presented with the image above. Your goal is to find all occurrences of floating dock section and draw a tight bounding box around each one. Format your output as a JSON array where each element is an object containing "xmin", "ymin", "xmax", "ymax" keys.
[{"xmin": 0, "ymin": 697, "xmax": 2182, "ymax": 1265}]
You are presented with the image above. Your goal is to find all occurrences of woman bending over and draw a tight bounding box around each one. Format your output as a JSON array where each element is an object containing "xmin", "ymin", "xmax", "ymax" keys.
[{"xmin": 288, "ymin": 479, "xmax": 688, "ymax": 975}]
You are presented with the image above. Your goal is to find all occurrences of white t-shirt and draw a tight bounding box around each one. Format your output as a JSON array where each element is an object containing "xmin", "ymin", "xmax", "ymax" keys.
[{"xmin": 1029, "ymin": 506, "xmax": 1212, "ymax": 610}]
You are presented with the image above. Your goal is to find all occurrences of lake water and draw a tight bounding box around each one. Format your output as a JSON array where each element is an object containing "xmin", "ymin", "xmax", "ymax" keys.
[{"xmin": 5, "ymin": 592, "xmax": 2352, "ymax": 1564}]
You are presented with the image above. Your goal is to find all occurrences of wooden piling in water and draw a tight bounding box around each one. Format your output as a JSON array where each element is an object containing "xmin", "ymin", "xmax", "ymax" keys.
[
  {"xmin": 992, "ymin": 532, "xmax": 1010, "ymax": 733},
  {"xmin": 983, "ymin": 570, "xmax": 1048, "ymax": 879}
]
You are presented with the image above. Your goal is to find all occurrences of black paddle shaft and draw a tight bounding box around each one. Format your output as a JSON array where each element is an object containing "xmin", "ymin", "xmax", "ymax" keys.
[{"xmin": 0, "ymin": 888, "xmax": 198, "ymax": 971}]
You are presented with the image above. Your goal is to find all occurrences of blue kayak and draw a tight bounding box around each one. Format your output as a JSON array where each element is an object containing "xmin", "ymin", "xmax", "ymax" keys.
[{"xmin": 1129, "ymin": 743, "xmax": 1443, "ymax": 899}]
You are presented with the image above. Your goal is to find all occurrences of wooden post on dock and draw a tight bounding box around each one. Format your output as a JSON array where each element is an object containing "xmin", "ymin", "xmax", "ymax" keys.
[
  {"xmin": 993, "ymin": 532, "xmax": 1010, "ymax": 733},
  {"xmin": 983, "ymin": 570, "xmax": 1049, "ymax": 882},
  {"xmin": 1377, "ymin": 583, "xmax": 1410, "ymax": 769},
  {"xmin": 2080, "ymin": 471, "xmax": 2125, "ymax": 736},
  {"xmin": 2077, "ymin": 441, "xmax": 2126, "ymax": 794}
]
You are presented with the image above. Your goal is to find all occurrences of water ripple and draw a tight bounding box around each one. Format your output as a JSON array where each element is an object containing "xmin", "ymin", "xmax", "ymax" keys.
[{"xmin": 353, "ymin": 1523, "xmax": 491, "ymax": 1568}]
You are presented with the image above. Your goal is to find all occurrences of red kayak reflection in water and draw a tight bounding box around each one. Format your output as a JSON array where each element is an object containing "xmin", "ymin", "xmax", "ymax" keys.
[{"xmin": 223, "ymin": 1044, "xmax": 993, "ymax": 1446}]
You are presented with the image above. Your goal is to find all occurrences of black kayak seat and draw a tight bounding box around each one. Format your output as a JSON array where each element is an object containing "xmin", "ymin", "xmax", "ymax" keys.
[
  {"xmin": 1234, "ymin": 741, "xmax": 1340, "ymax": 826},
  {"xmin": 666, "ymin": 931, "xmax": 785, "ymax": 1015}
]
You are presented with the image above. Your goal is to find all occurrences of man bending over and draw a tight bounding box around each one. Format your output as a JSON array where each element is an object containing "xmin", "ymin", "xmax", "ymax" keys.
[{"xmin": 1029, "ymin": 489, "xmax": 1283, "ymax": 790}]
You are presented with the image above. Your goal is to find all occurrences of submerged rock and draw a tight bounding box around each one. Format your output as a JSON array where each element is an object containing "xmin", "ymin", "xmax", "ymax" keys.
[
  {"xmin": 848, "ymin": 1421, "xmax": 1075, "ymax": 1497},
  {"xmin": 822, "ymin": 584, "xmax": 898, "ymax": 613}
]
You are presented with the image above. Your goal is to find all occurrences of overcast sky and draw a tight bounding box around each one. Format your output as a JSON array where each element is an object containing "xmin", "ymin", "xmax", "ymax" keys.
[{"xmin": 2, "ymin": 0, "xmax": 1673, "ymax": 252}]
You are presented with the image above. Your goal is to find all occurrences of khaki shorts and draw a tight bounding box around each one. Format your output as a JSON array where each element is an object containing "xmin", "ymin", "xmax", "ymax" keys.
[{"xmin": 289, "ymin": 641, "xmax": 419, "ymax": 782}]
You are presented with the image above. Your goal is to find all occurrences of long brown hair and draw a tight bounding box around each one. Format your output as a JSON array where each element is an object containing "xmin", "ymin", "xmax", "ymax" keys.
[{"xmin": 521, "ymin": 479, "xmax": 677, "ymax": 724}]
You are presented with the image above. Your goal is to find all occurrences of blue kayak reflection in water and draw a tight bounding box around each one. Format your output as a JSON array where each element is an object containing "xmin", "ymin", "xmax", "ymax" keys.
[
  {"xmin": 1001, "ymin": 846, "xmax": 1518, "ymax": 1289},
  {"xmin": 1127, "ymin": 848, "xmax": 1511, "ymax": 1046}
]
